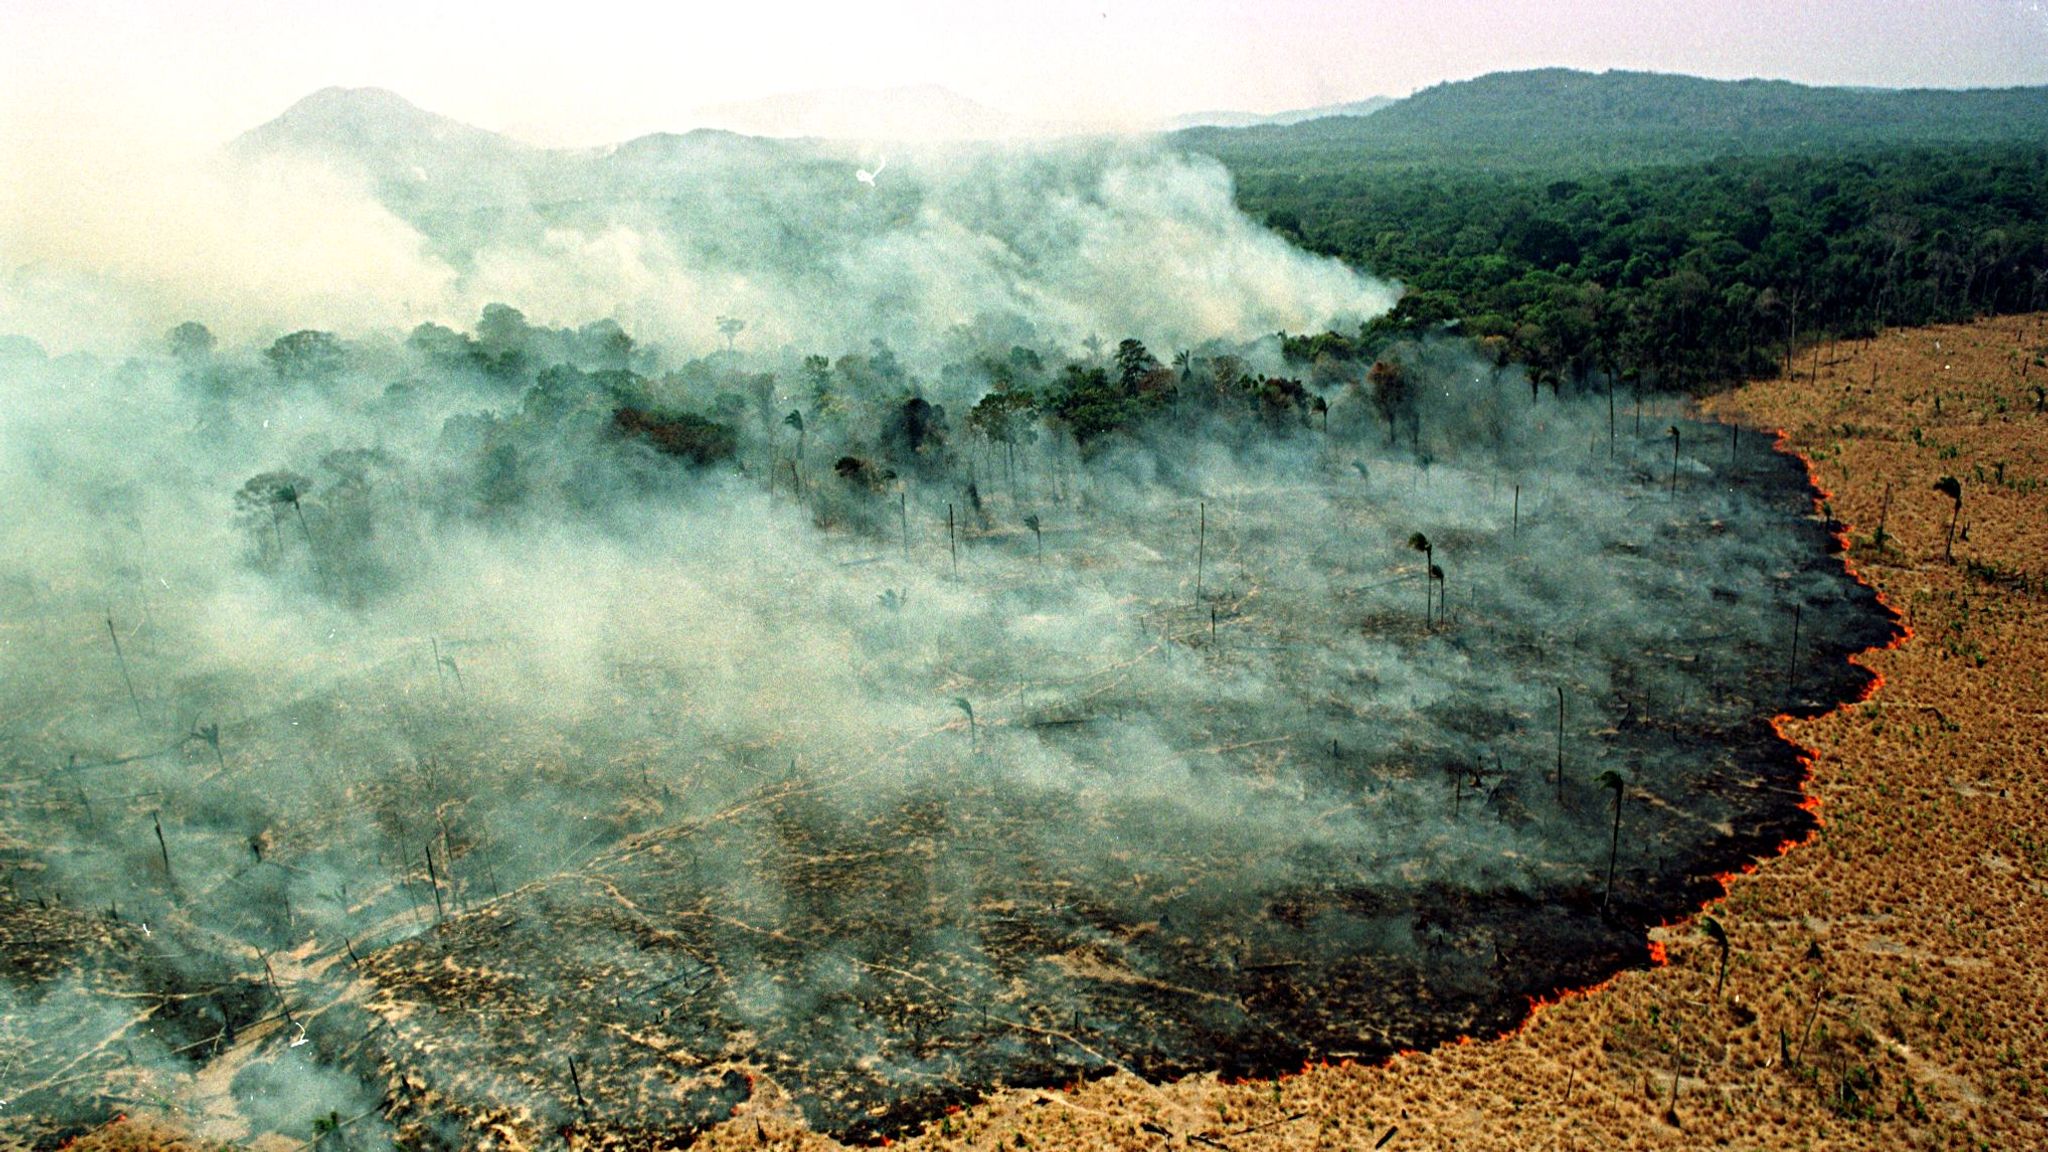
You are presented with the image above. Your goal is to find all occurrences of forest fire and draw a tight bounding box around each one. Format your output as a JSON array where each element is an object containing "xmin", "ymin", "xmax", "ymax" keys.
[
  {"xmin": 0, "ymin": 351, "xmax": 1899, "ymax": 1145},
  {"xmin": 306, "ymin": 401, "xmax": 1893, "ymax": 1145},
  {"xmin": 0, "ymin": 104, "xmax": 1899, "ymax": 1148}
]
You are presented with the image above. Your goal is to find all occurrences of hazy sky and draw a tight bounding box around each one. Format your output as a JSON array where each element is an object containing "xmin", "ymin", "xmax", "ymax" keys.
[{"xmin": 5, "ymin": 0, "xmax": 2048, "ymax": 146}]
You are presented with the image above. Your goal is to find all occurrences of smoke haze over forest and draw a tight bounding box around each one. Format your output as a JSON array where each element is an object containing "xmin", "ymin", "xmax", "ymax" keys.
[
  {"xmin": 1, "ymin": 86, "xmax": 1390, "ymax": 358},
  {"xmin": 0, "ymin": 89, "xmax": 1894, "ymax": 1146}
]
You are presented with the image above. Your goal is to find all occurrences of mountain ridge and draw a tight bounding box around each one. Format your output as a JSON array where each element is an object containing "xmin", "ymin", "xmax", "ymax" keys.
[
  {"xmin": 1158, "ymin": 97, "xmax": 1394, "ymax": 132},
  {"xmin": 232, "ymin": 69, "xmax": 2048, "ymax": 186},
  {"xmin": 1176, "ymin": 68, "xmax": 2048, "ymax": 170},
  {"xmin": 232, "ymin": 85, "xmax": 532, "ymax": 158}
]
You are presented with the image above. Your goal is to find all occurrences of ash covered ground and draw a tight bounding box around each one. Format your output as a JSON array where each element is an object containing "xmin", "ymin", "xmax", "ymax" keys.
[
  {"xmin": 0, "ymin": 115, "xmax": 1895, "ymax": 1148},
  {"xmin": 341, "ymin": 411, "xmax": 1891, "ymax": 1145},
  {"xmin": 0, "ymin": 355, "xmax": 1892, "ymax": 1145}
]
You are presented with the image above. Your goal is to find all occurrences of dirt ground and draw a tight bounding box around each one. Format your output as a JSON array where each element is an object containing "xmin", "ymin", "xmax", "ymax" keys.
[{"xmin": 57, "ymin": 314, "xmax": 2048, "ymax": 1151}]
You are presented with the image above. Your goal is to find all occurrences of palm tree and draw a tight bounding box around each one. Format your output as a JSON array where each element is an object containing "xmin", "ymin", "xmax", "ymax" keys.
[
  {"xmin": 954, "ymin": 697, "xmax": 976, "ymax": 749},
  {"xmin": 276, "ymin": 478, "xmax": 313, "ymax": 551},
  {"xmin": 716, "ymin": 315, "xmax": 746, "ymax": 353},
  {"xmin": 1408, "ymin": 533, "xmax": 1433, "ymax": 625},
  {"xmin": 235, "ymin": 471, "xmax": 316, "ymax": 557},
  {"xmin": 783, "ymin": 409, "xmax": 806, "ymax": 499},
  {"xmin": 1934, "ymin": 476, "xmax": 1963, "ymax": 561},
  {"xmin": 1598, "ymin": 769, "xmax": 1626, "ymax": 910}
]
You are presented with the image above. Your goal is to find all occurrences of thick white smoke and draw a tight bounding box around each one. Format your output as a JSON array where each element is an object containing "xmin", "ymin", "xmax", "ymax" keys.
[{"xmin": 2, "ymin": 94, "xmax": 1393, "ymax": 361}]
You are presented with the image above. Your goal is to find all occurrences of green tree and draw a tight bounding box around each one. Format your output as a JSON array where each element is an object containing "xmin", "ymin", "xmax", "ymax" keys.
[
  {"xmin": 264, "ymin": 330, "xmax": 347, "ymax": 382},
  {"xmin": 1368, "ymin": 358, "xmax": 1410, "ymax": 446},
  {"xmin": 165, "ymin": 321, "xmax": 216, "ymax": 362},
  {"xmin": 576, "ymin": 318, "xmax": 634, "ymax": 371},
  {"xmin": 968, "ymin": 387, "xmax": 1039, "ymax": 487},
  {"xmin": 475, "ymin": 303, "xmax": 535, "ymax": 376},
  {"xmin": 1113, "ymin": 338, "xmax": 1160, "ymax": 390},
  {"xmin": 1049, "ymin": 363, "xmax": 1148, "ymax": 444},
  {"xmin": 407, "ymin": 322, "xmax": 477, "ymax": 369}
]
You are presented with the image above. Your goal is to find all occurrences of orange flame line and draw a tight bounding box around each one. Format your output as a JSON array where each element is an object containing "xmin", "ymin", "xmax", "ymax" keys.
[
  {"xmin": 1476, "ymin": 422, "xmax": 1911, "ymax": 1041},
  {"xmin": 1089, "ymin": 419, "xmax": 1920, "ymax": 1094}
]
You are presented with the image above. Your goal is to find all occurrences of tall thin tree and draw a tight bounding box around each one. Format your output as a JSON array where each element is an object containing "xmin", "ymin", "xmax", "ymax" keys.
[
  {"xmin": 1934, "ymin": 476, "xmax": 1963, "ymax": 561},
  {"xmin": 783, "ymin": 409, "xmax": 806, "ymax": 499},
  {"xmin": 1598, "ymin": 769, "xmax": 1626, "ymax": 909},
  {"xmin": 1408, "ymin": 533, "xmax": 1433, "ymax": 626},
  {"xmin": 1555, "ymin": 686, "xmax": 1567, "ymax": 804},
  {"xmin": 107, "ymin": 614, "xmax": 144, "ymax": 722}
]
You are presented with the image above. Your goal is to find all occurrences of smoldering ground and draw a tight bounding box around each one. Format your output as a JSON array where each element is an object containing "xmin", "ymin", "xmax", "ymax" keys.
[{"xmin": 0, "ymin": 96, "xmax": 1893, "ymax": 1147}]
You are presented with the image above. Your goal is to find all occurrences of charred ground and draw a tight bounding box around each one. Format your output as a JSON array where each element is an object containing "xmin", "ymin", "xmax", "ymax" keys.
[{"xmin": 0, "ymin": 319, "xmax": 1895, "ymax": 1147}]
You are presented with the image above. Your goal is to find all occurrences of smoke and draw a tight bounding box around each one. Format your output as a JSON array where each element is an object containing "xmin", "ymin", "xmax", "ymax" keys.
[
  {"xmin": 3, "ymin": 107, "xmax": 1388, "ymax": 358},
  {"xmin": 0, "ymin": 140, "xmax": 455, "ymax": 352},
  {"xmin": 0, "ymin": 97, "xmax": 1891, "ymax": 1147}
]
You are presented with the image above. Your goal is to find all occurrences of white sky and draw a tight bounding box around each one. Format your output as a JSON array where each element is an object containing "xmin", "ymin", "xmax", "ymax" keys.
[{"xmin": 4, "ymin": 0, "xmax": 2048, "ymax": 147}]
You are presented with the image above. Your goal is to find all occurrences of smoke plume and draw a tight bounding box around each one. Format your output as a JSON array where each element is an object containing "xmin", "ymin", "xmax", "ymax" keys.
[{"xmin": 0, "ymin": 90, "xmax": 1891, "ymax": 1146}]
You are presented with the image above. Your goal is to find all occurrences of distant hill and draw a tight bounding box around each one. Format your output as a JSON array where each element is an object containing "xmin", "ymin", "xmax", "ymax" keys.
[
  {"xmin": 1178, "ymin": 69, "xmax": 2048, "ymax": 170},
  {"xmin": 232, "ymin": 86, "xmax": 532, "ymax": 175},
  {"xmin": 230, "ymin": 86, "xmax": 544, "ymax": 209},
  {"xmin": 232, "ymin": 87, "xmax": 836, "ymax": 212},
  {"xmin": 233, "ymin": 88, "xmax": 829, "ymax": 265},
  {"xmin": 227, "ymin": 86, "xmax": 1016, "ymax": 280},
  {"xmin": 1158, "ymin": 97, "xmax": 1393, "ymax": 132}
]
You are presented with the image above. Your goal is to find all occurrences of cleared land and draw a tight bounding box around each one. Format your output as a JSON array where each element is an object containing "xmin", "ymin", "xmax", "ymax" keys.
[
  {"xmin": 699, "ymin": 312, "xmax": 2047, "ymax": 1152},
  {"xmin": 37, "ymin": 313, "xmax": 2048, "ymax": 1152}
]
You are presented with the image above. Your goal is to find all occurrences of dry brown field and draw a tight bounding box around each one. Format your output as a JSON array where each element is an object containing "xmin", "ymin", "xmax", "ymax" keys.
[{"xmin": 52, "ymin": 313, "xmax": 2048, "ymax": 1152}]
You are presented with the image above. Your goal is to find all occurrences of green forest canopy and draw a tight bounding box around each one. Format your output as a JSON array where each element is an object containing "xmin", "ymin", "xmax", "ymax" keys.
[{"xmin": 1182, "ymin": 74, "xmax": 2048, "ymax": 393}]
